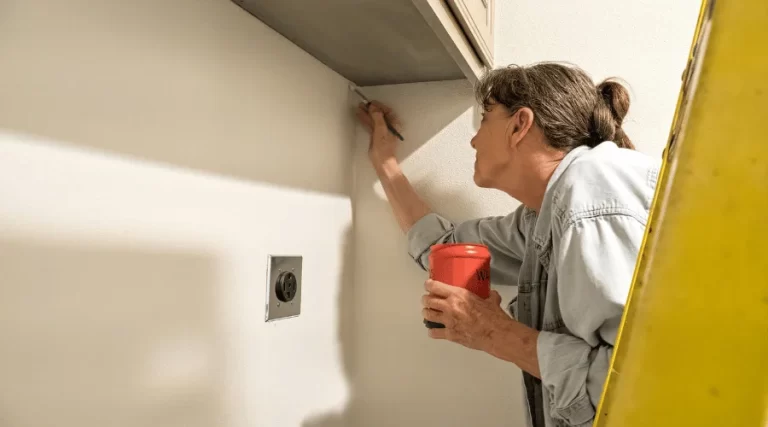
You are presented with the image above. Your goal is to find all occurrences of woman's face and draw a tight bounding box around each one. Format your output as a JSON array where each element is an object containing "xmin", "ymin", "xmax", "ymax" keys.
[{"xmin": 471, "ymin": 103, "xmax": 514, "ymax": 189}]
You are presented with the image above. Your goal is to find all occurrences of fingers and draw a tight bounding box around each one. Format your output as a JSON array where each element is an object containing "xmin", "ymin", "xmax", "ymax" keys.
[
  {"xmin": 367, "ymin": 104, "xmax": 388, "ymax": 130},
  {"xmin": 424, "ymin": 279, "xmax": 459, "ymax": 298},
  {"xmin": 356, "ymin": 100, "xmax": 402, "ymax": 133},
  {"xmin": 370, "ymin": 101, "xmax": 402, "ymax": 131},
  {"xmin": 369, "ymin": 100, "xmax": 392, "ymax": 114},
  {"xmin": 422, "ymin": 293, "xmax": 452, "ymax": 329},
  {"xmin": 367, "ymin": 101, "xmax": 402, "ymax": 131},
  {"xmin": 427, "ymin": 327, "xmax": 448, "ymax": 340},
  {"xmin": 421, "ymin": 294, "xmax": 450, "ymax": 312},
  {"xmin": 422, "ymin": 307, "xmax": 451, "ymax": 328}
]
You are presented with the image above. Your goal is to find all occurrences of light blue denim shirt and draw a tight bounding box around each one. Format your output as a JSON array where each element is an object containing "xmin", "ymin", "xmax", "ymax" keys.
[{"xmin": 406, "ymin": 141, "xmax": 660, "ymax": 427}]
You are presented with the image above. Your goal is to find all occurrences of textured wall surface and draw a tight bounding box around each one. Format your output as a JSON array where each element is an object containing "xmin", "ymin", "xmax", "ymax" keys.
[
  {"xmin": 352, "ymin": 80, "xmax": 521, "ymax": 427},
  {"xmin": 493, "ymin": 0, "xmax": 703, "ymax": 158}
]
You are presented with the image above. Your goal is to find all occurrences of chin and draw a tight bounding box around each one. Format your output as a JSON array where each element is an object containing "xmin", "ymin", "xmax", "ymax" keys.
[{"xmin": 473, "ymin": 172, "xmax": 491, "ymax": 188}]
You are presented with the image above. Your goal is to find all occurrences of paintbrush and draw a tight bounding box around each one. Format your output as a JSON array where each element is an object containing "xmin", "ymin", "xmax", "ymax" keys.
[{"xmin": 349, "ymin": 84, "xmax": 404, "ymax": 141}]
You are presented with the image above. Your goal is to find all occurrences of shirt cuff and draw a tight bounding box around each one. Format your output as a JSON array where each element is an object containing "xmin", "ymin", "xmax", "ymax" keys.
[
  {"xmin": 537, "ymin": 330, "xmax": 595, "ymax": 425},
  {"xmin": 406, "ymin": 213, "xmax": 453, "ymax": 269}
]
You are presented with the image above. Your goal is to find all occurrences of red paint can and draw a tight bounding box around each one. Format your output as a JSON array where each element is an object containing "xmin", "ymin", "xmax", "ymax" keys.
[{"xmin": 425, "ymin": 243, "xmax": 491, "ymax": 328}]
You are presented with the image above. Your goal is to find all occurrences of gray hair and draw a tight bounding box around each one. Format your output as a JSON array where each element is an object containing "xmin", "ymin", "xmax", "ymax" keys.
[{"xmin": 474, "ymin": 62, "xmax": 634, "ymax": 150}]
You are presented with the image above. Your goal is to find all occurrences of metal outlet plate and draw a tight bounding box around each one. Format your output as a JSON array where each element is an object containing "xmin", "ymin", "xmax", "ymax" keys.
[{"xmin": 265, "ymin": 255, "xmax": 302, "ymax": 321}]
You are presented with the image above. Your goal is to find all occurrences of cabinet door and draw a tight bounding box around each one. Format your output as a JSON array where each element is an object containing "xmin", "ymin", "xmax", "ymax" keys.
[
  {"xmin": 446, "ymin": 0, "xmax": 494, "ymax": 67},
  {"xmin": 412, "ymin": 0, "xmax": 486, "ymax": 83}
]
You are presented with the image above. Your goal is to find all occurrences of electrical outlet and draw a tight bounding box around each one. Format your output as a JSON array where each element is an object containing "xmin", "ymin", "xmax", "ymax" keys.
[{"xmin": 265, "ymin": 255, "xmax": 302, "ymax": 321}]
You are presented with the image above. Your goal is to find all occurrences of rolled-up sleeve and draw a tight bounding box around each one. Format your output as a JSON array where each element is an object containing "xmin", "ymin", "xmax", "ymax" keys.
[
  {"xmin": 538, "ymin": 214, "xmax": 645, "ymax": 425},
  {"xmin": 405, "ymin": 206, "xmax": 528, "ymax": 287}
]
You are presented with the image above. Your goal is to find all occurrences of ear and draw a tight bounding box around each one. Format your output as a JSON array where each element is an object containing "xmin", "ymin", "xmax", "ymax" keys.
[{"xmin": 505, "ymin": 107, "xmax": 535, "ymax": 148}]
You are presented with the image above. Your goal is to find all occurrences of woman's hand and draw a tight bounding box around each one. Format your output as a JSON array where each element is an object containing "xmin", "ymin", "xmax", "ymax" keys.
[
  {"xmin": 421, "ymin": 279, "xmax": 513, "ymax": 352},
  {"xmin": 422, "ymin": 279, "xmax": 542, "ymax": 377},
  {"xmin": 355, "ymin": 101, "xmax": 402, "ymax": 167}
]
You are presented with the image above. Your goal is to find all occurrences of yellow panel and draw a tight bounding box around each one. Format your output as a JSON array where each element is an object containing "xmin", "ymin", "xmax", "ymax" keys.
[{"xmin": 594, "ymin": 1, "xmax": 768, "ymax": 426}]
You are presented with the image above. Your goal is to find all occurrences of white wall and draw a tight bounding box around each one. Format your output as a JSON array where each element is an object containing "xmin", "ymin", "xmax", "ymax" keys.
[
  {"xmin": 0, "ymin": 0, "xmax": 703, "ymax": 426},
  {"xmin": 0, "ymin": 1, "xmax": 355, "ymax": 427},
  {"xmin": 351, "ymin": 1, "xmax": 701, "ymax": 426}
]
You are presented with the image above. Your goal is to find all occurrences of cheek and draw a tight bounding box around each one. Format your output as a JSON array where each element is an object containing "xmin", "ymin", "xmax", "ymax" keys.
[
  {"xmin": 473, "ymin": 128, "xmax": 493, "ymax": 153},
  {"xmin": 477, "ymin": 132, "xmax": 507, "ymax": 161},
  {"xmin": 487, "ymin": 124, "xmax": 507, "ymax": 152}
]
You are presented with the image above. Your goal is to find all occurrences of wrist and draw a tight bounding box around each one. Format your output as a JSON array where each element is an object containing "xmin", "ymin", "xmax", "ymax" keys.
[
  {"xmin": 486, "ymin": 318, "xmax": 539, "ymax": 366},
  {"xmin": 372, "ymin": 156, "xmax": 400, "ymax": 177},
  {"xmin": 484, "ymin": 317, "xmax": 515, "ymax": 359}
]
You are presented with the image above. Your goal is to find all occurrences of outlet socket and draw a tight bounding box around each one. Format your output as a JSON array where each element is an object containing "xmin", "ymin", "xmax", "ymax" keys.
[{"xmin": 265, "ymin": 255, "xmax": 302, "ymax": 321}]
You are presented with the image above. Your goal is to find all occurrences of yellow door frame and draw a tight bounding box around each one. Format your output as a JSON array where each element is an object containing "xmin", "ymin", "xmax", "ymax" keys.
[{"xmin": 594, "ymin": 1, "xmax": 768, "ymax": 425}]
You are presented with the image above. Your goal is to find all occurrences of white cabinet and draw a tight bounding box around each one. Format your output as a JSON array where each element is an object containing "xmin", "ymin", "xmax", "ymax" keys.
[
  {"xmin": 232, "ymin": 0, "xmax": 495, "ymax": 86},
  {"xmin": 446, "ymin": 0, "xmax": 494, "ymax": 66}
]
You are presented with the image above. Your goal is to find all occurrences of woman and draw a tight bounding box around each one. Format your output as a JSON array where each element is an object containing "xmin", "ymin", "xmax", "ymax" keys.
[{"xmin": 356, "ymin": 62, "xmax": 660, "ymax": 427}]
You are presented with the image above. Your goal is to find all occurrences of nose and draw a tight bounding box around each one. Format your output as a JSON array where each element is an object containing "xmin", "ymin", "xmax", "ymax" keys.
[{"xmin": 470, "ymin": 134, "xmax": 478, "ymax": 150}]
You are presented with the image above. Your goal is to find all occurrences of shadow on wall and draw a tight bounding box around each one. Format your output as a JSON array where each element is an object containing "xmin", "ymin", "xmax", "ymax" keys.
[
  {"xmin": 352, "ymin": 187, "xmax": 521, "ymax": 427},
  {"xmin": 301, "ymin": 226, "xmax": 355, "ymax": 427},
  {"xmin": 0, "ymin": 0, "xmax": 354, "ymax": 196},
  {"xmin": 341, "ymin": 79, "xmax": 523, "ymax": 427},
  {"xmin": 366, "ymin": 79, "xmax": 481, "ymax": 163},
  {"xmin": 0, "ymin": 237, "xmax": 226, "ymax": 427},
  {"xmin": 303, "ymin": 80, "xmax": 486, "ymax": 427}
]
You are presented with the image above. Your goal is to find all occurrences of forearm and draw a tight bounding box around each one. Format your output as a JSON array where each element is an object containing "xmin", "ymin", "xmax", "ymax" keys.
[
  {"xmin": 486, "ymin": 317, "xmax": 542, "ymax": 378},
  {"xmin": 374, "ymin": 158, "xmax": 432, "ymax": 233}
]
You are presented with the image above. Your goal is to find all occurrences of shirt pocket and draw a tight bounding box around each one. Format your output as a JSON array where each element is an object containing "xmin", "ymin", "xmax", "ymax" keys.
[
  {"xmin": 514, "ymin": 281, "xmax": 537, "ymax": 327},
  {"xmin": 542, "ymin": 317, "xmax": 568, "ymax": 334}
]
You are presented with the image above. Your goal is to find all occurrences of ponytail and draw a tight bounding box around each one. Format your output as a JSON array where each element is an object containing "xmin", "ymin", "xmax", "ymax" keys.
[{"xmin": 590, "ymin": 79, "xmax": 634, "ymax": 149}]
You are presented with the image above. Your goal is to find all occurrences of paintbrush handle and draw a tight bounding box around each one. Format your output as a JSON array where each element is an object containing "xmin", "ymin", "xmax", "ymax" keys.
[{"xmin": 385, "ymin": 121, "xmax": 405, "ymax": 141}]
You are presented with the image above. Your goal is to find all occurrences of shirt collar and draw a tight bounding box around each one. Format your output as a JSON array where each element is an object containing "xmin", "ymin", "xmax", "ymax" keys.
[{"xmin": 531, "ymin": 145, "xmax": 591, "ymax": 249}]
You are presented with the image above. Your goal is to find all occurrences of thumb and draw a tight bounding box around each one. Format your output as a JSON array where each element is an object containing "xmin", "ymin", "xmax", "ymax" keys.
[
  {"xmin": 368, "ymin": 105, "xmax": 387, "ymax": 129},
  {"xmin": 489, "ymin": 290, "xmax": 502, "ymax": 305}
]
